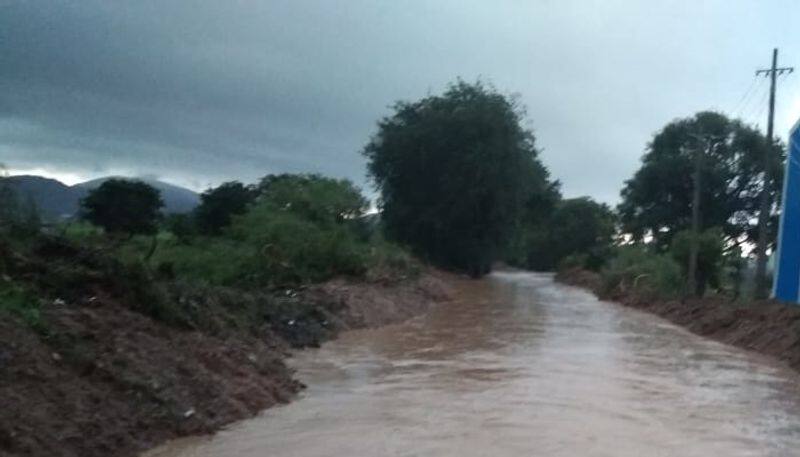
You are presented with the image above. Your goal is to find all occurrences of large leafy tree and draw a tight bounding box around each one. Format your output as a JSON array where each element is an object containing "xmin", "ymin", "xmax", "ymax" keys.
[
  {"xmin": 195, "ymin": 181, "xmax": 257, "ymax": 234},
  {"xmin": 508, "ymin": 196, "xmax": 614, "ymax": 271},
  {"xmin": 618, "ymin": 111, "xmax": 784, "ymax": 249},
  {"xmin": 80, "ymin": 179, "xmax": 163, "ymax": 236},
  {"xmin": 363, "ymin": 81, "xmax": 554, "ymax": 276},
  {"xmin": 549, "ymin": 198, "xmax": 615, "ymax": 263}
]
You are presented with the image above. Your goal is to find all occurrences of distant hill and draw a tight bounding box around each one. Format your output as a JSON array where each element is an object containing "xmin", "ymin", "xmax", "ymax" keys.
[
  {"xmin": 73, "ymin": 177, "xmax": 201, "ymax": 215},
  {"xmin": 4, "ymin": 175, "xmax": 200, "ymax": 220},
  {"xmin": 4, "ymin": 175, "xmax": 80, "ymax": 220}
]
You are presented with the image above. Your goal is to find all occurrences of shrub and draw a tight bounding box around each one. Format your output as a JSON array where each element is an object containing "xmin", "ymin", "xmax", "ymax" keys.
[
  {"xmin": 365, "ymin": 239, "xmax": 422, "ymax": 282},
  {"xmin": 106, "ymin": 174, "xmax": 421, "ymax": 292},
  {"xmin": 600, "ymin": 245, "xmax": 683, "ymax": 300},
  {"xmin": 669, "ymin": 227, "xmax": 725, "ymax": 297},
  {"xmin": 163, "ymin": 213, "xmax": 197, "ymax": 242},
  {"xmin": 107, "ymin": 260, "xmax": 182, "ymax": 326},
  {"xmin": 231, "ymin": 206, "xmax": 368, "ymax": 286},
  {"xmin": 558, "ymin": 253, "xmax": 589, "ymax": 272},
  {"xmin": 146, "ymin": 237, "xmax": 258, "ymax": 286},
  {"xmin": 0, "ymin": 281, "xmax": 45, "ymax": 332},
  {"xmin": 257, "ymin": 174, "xmax": 368, "ymax": 226},
  {"xmin": 60, "ymin": 221, "xmax": 105, "ymax": 244}
]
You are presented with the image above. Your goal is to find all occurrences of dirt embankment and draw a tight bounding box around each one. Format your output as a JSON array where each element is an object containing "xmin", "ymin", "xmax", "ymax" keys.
[
  {"xmin": 0, "ymin": 269, "xmax": 453, "ymax": 457},
  {"xmin": 556, "ymin": 268, "xmax": 800, "ymax": 372}
]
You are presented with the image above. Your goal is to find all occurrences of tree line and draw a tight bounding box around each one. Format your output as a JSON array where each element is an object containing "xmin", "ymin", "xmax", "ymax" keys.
[
  {"xmin": 360, "ymin": 81, "xmax": 781, "ymax": 299},
  {"xmin": 2, "ymin": 81, "xmax": 783, "ymax": 300}
]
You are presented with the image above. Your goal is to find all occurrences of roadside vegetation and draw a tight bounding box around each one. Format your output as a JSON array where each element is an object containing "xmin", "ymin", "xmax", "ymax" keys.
[
  {"xmin": 558, "ymin": 111, "xmax": 782, "ymax": 302},
  {"xmin": 1, "ymin": 172, "xmax": 422, "ymax": 336}
]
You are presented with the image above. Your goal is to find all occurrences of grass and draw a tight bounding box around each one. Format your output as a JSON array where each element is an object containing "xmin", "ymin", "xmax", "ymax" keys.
[
  {"xmin": 42, "ymin": 199, "xmax": 424, "ymax": 335},
  {"xmin": 0, "ymin": 281, "xmax": 46, "ymax": 333}
]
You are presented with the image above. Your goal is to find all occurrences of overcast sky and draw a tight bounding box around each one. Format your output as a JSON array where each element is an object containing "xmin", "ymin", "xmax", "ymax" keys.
[{"xmin": 3, "ymin": 1, "xmax": 800, "ymax": 203}]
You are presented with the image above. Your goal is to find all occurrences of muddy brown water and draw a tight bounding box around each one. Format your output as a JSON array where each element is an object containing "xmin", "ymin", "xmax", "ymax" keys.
[{"xmin": 146, "ymin": 272, "xmax": 800, "ymax": 456}]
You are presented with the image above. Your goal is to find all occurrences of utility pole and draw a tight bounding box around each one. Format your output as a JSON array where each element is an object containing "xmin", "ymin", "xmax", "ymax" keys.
[
  {"xmin": 687, "ymin": 141, "xmax": 703, "ymax": 297},
  {"xmin": 686, "ymin": 135, "xmax": 722, "ymax": 297},
  {"xmin": 754, "ymin": 48, "xmax": 794, "ymax": 298}
]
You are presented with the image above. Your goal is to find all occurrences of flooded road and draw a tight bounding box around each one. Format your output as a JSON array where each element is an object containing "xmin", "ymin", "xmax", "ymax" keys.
[{"xmin": 147, "ymin": 272, "xmax": 800, "ymax": 456}]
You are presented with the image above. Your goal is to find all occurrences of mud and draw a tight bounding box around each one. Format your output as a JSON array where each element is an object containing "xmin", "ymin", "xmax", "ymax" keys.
[{"xmin": 0, "ymin": 272, "xmax": 452, "ymax": 457}]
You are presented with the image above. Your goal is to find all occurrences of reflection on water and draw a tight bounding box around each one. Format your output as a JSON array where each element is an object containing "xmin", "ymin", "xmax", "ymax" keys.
[{"xmin": 145, "ymin": 272, "xmax": 800, "ymax": 457}]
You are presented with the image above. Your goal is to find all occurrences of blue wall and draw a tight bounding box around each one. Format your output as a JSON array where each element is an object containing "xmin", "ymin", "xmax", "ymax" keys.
[{"xmin": 774, "ymin": 124, "xmax": 800, "ymax": 302}]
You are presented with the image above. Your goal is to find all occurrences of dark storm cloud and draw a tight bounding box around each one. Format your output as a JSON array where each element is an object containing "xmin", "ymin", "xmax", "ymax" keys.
[
  {"xmin": 1, "ymin": 1, "xmax": 385, "ymax": 188},
  {"xmin": 2, "ymin": 1, "xmax": 800, "ymax": 200}
]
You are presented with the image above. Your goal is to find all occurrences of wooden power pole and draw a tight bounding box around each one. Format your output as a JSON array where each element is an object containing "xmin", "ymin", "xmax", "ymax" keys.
[
  {"xmin": 687, "ymin": 140, "xmax": 703, "ymax": 297},
  {"xmin": 754, "ymin": 48, "xmax": 793, "ymax": 298},
  {"xmin": 686, "ymin": 135, "xmax": 722, "ymax": 297}
]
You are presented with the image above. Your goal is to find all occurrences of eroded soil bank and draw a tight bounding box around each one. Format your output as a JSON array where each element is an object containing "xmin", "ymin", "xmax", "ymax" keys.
[
  {"xmin": 556, "ymin": 268, "xmax": 800, "ymax": 372},
  {"xmin": 0, "ymin": 271, "xmax": 452, "ymax": 457}
]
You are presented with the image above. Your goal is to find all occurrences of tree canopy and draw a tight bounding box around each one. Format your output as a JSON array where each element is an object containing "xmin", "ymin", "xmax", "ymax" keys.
[
  {"xmin": 194, "ymin": 181, "xmax": 257, "ymax": 234},
  {"xmin": 363, "ymin": 81, "xmax": 555, "ymax": 275},
  {"xmin": 549, "ymin": 198, "xmax": 615, "ymax": 263},
  {"xmin": 618, "ymin": 111, "xmax": 784, "ymax": 249},
  {"xmin": 257, "ymin": 174, "xmax": 368, "ymax": 226},
  {"xmin": 80, "ymin": 179, "xmax": 163, "ymax": 236},
  {"xmin": 227, "ymin": 174, "xmax": 372, "ymax": 285},
  {"xmin": 506, "ymin": 196, "xmax": 614, "ymax": 271}
]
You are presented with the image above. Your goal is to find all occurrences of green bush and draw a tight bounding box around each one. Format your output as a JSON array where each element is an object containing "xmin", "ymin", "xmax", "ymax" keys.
[
  {"xmin": 721, "ymin": 245, "xmax": 747, "ymax": 299},
  {"xmin": 139, "ymin": 208, "xmax": 376, "ymax": 288},
  {"xmin": 143, "ymin": 237, "xmax": 258, "ymax": 286},
  {"xmin": 231, "ymin": 205, "xmax": 369, "ymax": 286},
  {"xmin": 93, "ymin": 174, "xmax": 423, "ymax": 293},
  {"xmin": 669, "ymin": 227, "xmax": 724, "ymax": 297},
  {"xmin": 256, "ymin": 174, "xmax": 368, "ymax": 226},
  {"xmin": 600, "ymin": 245, "xmax": 683, "ymax": 300},
  {"xmin": 557, "ymin": 245, "xmax": 613, "ymax": 273},
  {"xmin": 558, "ymin": 253, "xmax": 589, "ymax": 272},
  {"xmin": 365, "ymin": 239, "xmax": 422, "ymax": 282},
  {"xmin": 59, "ymin": 221, "xmax": 105, "ymax": 245},
  {"xmin": 0, "ymin": 281, "xmax": 44, "ymax": 332},
  {"xmin": 108, "ymin": 259, "xmax": 184, "ymax": 326}
]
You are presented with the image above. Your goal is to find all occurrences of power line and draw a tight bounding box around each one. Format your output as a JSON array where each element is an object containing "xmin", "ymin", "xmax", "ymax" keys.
[
  {"xmin": 753, "ymin": 86, "xmax": 771, "ymax": 126},
  {"xmin": 731, "ymin": 75, "xmax": 760, "ymax": 115},
  {"xmin": 737, "ymin": 78, "xmax": 769, "ymax": 123}
]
